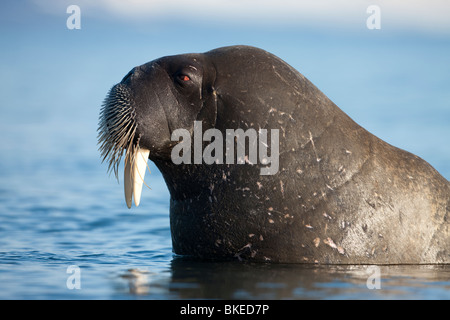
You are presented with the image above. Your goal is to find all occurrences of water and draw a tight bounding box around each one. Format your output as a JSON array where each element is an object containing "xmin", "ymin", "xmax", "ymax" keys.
[
  {"xmin": 0, "ymin": 3, "xmax": 449, "ymax": 300},
  {"xmin": 0, "ymin": 100, "xmax": 448, "ymax": 301}
]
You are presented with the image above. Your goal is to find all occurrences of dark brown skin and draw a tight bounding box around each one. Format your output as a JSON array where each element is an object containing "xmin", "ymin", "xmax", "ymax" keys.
[{"xmin": 100, "ymin": 45, "xmax": 449, "ymax": 264}]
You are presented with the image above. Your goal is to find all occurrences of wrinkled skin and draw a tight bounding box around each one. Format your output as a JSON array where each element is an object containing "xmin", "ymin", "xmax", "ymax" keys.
[{"xmin": 102, "ymin": 45, "xmax": 449, "ymax": 264}]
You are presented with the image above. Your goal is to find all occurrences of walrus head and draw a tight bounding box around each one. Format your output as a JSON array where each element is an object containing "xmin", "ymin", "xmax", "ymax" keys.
[
  {"xmin": 98, "ymin": 46, "xmax": 313, "ymax": 210},
  {"xmin": 98, "ymin": 53, "xmax": 218, "ymax": 208}
]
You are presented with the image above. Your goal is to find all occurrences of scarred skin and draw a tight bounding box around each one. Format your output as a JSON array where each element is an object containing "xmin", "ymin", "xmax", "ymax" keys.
[{"xmin": 102, "ymin": 45, "xmax": 449, "ymax": 264}]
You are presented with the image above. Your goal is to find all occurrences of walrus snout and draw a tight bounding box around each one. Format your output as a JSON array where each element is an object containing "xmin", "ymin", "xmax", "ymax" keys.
[
  {"xmin": 98, "ymin": 78, "xmax": 152, "ymax": 209},
  {"xmin": 98, "ymin": 58, "xmax": 208, "ymax": 209},
  {"xmin": 110, "ymin": 56, "xmax": 218, "ymax": 160},
  {"xmin": 99, "ymin": 63, "xmax": 176, "ymax": 161}
]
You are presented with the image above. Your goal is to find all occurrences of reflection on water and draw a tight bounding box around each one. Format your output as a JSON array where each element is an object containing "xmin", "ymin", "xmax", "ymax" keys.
[
  {"xmin": 119, "ymin": 269, "xmax": 153, "ymax": 295},
  {"xmin": 116, "ymin": 259, "xmax": 450, "ymax": 300}
]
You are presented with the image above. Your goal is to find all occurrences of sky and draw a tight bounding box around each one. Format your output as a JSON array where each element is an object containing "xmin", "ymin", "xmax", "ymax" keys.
[
  {"xmin": 0, "ymin": 0, "xmax": 449, "ymax": 183},
  {"xmin": 29, "ymin": 0, "xmax": 450, "ymax": 35}
]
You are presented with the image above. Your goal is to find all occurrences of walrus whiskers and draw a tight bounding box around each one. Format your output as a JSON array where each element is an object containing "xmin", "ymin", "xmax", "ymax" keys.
[{"xmin": 98, "ymin": 84, "xmax": 137, "ymax": 180}]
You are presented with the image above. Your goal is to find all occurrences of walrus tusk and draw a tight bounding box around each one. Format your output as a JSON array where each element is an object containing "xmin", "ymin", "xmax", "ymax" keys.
[
  {"xmin": 124, "ymin": 148, "xmax": 150, "ymax": 208},
  {"xmin": 133, "ymin": 148, "xmax": 150, "ymax": 207},
  {"xmin": 124, "ymin": 153, "xmax": 133, "ymax": 208}
]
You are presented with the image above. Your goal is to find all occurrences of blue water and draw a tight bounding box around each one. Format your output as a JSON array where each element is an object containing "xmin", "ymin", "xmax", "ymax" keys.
[{"xmin": 0, "ymin": 3, "xmax": 449, "ymax": 299}]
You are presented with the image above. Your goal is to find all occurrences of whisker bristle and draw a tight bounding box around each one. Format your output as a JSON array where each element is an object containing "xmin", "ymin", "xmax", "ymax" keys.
[{"xmin": 97, "ymin": 84, "xmax": 137, "ymax": 180}]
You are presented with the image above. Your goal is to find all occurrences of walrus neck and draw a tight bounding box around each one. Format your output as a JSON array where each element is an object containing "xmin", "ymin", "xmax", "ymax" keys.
[{"xmin": 154, "ymin": 160, "xmax": 221, "ymax": 201}]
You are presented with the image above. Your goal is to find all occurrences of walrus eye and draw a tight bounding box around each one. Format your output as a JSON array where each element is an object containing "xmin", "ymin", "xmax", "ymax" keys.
[
  {"xmin": 179, "ymin": 75, "xmax": 190, "ymax": 81},
  {"xmin": 174, "ymin": 68, "xmax": 196, "ymax": 87}
]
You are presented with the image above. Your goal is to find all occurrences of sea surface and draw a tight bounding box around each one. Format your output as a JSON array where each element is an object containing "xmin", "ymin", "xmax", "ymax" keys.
[
  {"xmin": 0, "ymin": 3, "xmax": 449, "ymax": 300},
  {"xmin": 0, "ymin": 105, "xmax": 449, "ymax": 300}
]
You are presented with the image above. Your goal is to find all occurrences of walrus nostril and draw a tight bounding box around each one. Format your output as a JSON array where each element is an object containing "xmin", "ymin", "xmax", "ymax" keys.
[
  {"xmin": 122, "ymin": 70, "xmax": 133, "ymax": 83},
  {"xmin": 121, "ymin": 66, "xmax": 144, "ymax": 84}
]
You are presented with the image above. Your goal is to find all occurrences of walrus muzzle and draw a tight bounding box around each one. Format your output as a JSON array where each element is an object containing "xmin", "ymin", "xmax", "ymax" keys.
[
  {"xmin": 98, "ymin": 83, "xmax": 150, "ymax": 208},
  {"xmin": 98, "ymin": 56, "xmax": 217, "ymax": 209}
]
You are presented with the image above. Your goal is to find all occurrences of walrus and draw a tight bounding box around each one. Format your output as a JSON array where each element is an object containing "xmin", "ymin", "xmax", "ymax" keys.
[{"xmin": 98, "ymin": 45, "xmax": 449, "ymax": 264}]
